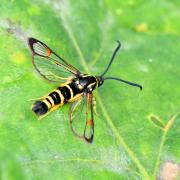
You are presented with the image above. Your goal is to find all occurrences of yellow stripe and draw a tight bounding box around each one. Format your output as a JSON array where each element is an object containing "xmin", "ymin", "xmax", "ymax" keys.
[
  {"xmin": 59, "ymin": 81, "xmax": 71, "ymax": 87},
  {"xmin": 80, "ymin": 74, "xmax": 89, "ymax": 78},
  {"xmin": 46, "ymin": 96, "xmax": 54, "ymax": 106},
  {"xmin": 43, "ymin": 99, "xmax": 51, "ymax": 109},
  {"xmin": 94, "ymin": 76, "xmax": 98, "ymax": 89},
  {"xmin": 65, "ymin": 84, "xmax": 73, "ymax": 99},
  {"xmin": 54, "ymin": 89, "xmax": 65, "ymax": 105},
  {"xmin": 87, "ymin": 82, "xmax": 96, "ymax": 91}
]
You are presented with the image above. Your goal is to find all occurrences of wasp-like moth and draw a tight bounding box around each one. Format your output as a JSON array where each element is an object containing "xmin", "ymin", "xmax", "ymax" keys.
[{"xmin": 28, "ymin": 38, "xmax": 142, "ymax": 143}]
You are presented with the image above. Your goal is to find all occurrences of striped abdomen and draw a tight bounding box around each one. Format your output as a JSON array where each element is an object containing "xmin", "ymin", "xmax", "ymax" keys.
[{"xmin": 32, "ymin": 82, "xmax": 82, "ymax": 116}]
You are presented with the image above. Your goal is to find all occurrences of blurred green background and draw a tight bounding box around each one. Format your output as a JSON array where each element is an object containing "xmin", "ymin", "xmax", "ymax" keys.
[{"xmin": 0, "ymin": 0, "xmax": 180, "ymax": 179}]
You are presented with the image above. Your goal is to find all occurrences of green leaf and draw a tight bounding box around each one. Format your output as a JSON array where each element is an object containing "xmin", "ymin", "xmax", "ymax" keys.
[{"xmin": 0, "ymin": 0, "xmax": 180, "ymax": 179}]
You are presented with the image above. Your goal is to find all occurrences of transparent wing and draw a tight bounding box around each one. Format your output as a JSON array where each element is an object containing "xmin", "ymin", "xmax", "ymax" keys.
[
  {"xmin": 28, "ymin": 37, "xmax": 81, "ymax": 83},
  {"xmin": 84, "ymin": 92, "xmax": 94, "ymax": 143},
  {"xmin": 68, "ymin": 95, "xmax": 86, "ymax": 139},
  {"xmin": 68, "ymin": 92, "xmax": 94, "ymax": 143}
]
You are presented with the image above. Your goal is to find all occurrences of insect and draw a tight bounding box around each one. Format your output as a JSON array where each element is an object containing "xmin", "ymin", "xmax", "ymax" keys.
[{"xmin": 28, "ymin": 38, "xmax": 142, "ymax": 143}]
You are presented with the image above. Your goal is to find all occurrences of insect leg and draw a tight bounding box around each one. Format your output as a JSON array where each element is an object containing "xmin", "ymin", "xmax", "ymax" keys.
[
  {"xmin": 92, "ymin": 96, "xmax": 98, "ymax": 116},
  {"xmin": 28, "ymin": 97, "xmax": 42, "ymax": 101}
]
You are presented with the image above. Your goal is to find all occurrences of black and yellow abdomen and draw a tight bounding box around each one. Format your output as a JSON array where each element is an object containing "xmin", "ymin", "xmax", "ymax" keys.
[{"xmin": 32, "ymin": 80, "xmax": 86, "ymax": 117}]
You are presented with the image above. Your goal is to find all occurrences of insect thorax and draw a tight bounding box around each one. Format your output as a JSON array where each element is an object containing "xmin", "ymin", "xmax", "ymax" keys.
[{"xmin": 73, "ymin": 75, "xmax": 98, "ymax": 92}]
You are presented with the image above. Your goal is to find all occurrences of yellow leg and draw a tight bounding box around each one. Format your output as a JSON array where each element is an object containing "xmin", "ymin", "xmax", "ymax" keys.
[
  {"xmin": 93, "ymin": 96, "xmax": 98, "ymax": 116},
  {"xmin": 27, "ymin": 97, "xmax": 42, "ymax": 102},
  {"xmin": 68, "ymin": 93, "xmax": 83, "ymax": 103}
]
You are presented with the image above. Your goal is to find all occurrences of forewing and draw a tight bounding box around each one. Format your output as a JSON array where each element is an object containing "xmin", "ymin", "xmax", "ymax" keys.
[
  {"xmin": 28, "ymin": 38, "xmax": 81, "ymax": 82},
  {"xmin": 69, "ymin": 92, "xmax": 94, "ymax": 143}
]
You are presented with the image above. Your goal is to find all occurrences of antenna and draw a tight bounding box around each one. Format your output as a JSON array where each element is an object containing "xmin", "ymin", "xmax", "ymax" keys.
[
  {"xmin": 103, "ymin": 77, "xmax": 143, "ymax": 90},
  {"xmin": 100, "ymin": 41, "xmax": 143, "ymax": 90},
  {"xmin": 100, "ymin": 40, "xmax": 121, "ymax": 77}
]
